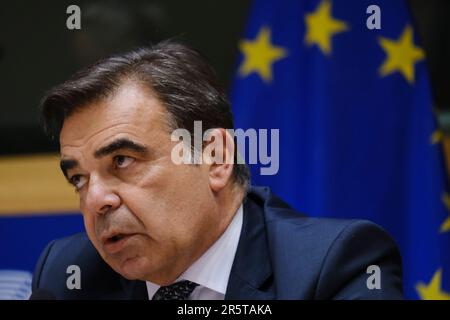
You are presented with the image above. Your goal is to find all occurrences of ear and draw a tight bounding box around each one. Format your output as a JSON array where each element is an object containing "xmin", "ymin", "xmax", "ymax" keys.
[{"xmin": 203, "ymin": 128, "xmax": 235, "ymax": 193}]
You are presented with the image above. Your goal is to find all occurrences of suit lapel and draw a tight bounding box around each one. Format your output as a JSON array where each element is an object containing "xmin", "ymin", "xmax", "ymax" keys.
[
  {"xmin": 225, "ymin": 190, "xmax": 275, "ymax": 300},
  {"xmin": 120, "ymin": 278, "xmax": 148, "ymax": 300}
]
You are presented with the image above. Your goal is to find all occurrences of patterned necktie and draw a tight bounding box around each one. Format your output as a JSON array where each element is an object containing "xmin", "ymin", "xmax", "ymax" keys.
[{"xmin": 152, "ymin": 280, "xmax": 199, "ymax": 300}]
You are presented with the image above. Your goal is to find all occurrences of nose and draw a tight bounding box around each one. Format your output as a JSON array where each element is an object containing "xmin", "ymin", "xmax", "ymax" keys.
[{"xmin": 84, "ymin": 174, "xmax": 121, "ymax": 216}]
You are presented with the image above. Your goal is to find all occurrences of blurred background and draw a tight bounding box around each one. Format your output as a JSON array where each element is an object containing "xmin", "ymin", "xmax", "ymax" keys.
[{"xmin": 0, "ymin": 0, "xmax": 449, "ymax": 300}]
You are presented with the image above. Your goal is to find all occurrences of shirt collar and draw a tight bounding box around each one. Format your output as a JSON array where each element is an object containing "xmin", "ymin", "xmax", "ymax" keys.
[{"xmin": 146, "ymin": 204, "xmax": 243, "ymax": 298}]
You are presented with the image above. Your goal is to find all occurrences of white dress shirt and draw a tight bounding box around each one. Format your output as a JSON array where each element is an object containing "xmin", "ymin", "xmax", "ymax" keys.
[{"xmin": 146, "ymin": 205, "xmax": 243, "ymax": 300}]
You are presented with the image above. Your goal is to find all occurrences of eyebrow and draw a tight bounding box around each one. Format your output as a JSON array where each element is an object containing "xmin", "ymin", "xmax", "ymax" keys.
[
  {"xmin": 59, "ymin": 138, "xmax": 148, "ymax": 179},
  {"xmin": 60, "ymin": 159, "xmax": 79, "ymax": 179},
  {"xmin": 94, "ymin": 138, "xmax": 148, "ymax": 158}
]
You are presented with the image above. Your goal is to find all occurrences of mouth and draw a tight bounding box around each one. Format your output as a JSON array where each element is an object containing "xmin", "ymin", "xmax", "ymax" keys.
[{"xmin": 101, "ymin": 232, "xmax": 137, "ymax": 254}]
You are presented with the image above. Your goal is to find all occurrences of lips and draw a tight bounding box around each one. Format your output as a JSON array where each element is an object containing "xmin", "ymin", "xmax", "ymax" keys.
[{"xmin": 101, "ymin": 231, "xmax": 137, "ymax": 254}]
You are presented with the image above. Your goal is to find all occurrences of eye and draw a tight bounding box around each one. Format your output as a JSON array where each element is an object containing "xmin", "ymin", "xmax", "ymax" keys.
[
  {"xmin": 113, "ymin": 155, "xmax": 135, "ymax": 169},
  {"xmin": 69, "ymin": 174, "xmax": 87, "ymax": 191}
]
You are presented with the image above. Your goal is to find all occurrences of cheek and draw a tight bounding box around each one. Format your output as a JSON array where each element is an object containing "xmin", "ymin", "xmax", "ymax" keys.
[
  {"xmin": 121, "ymin": 165, "xmax": 212, "ymax": 239},
  {"xmin": 81, "ymin": 210, "xmax": 99, "ymax": 246}
]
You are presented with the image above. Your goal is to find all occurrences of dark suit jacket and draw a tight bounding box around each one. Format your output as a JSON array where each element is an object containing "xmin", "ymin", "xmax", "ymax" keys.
[{"xmin": 32, "ymin": 186, "xmax": 403, "ymax": 299}]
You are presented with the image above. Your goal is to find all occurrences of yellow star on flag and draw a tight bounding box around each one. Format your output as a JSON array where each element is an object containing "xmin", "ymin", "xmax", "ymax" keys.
[
  {"xmin": 378, "ymin": 25, "xmax": 425, "ymax": 84},
  {"xmin": 304, "ymin": 0, "xmax": 349, "ymax": 55},
  {"xmin": 416, "ymin": 269, "xmax": 450, "ymax": 300},
  {"xmin": 441, "ymin": 216, "xmax": 450, "ymax": 233},
  {"xmin": 238, "ymin": 26, "xmax": 287, "ymax": 83},
  {"xmin": 430, "ymin": 130, "xmax": 443, "ymax": 145},
  {"xmin": 440, "ymin": 192, "xmax": 450, "ymax": 233}
]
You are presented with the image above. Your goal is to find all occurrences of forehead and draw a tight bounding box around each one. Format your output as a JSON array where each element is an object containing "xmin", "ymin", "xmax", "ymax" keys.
[{"xmin": 60, "ymin": 82, "xmax": 169, "ymax": 150}]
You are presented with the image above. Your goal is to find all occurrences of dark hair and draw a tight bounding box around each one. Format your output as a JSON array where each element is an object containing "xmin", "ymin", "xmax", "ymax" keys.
[{"xmin": 40, "ymin": 40, "xmax": 250, "ymax": 188}]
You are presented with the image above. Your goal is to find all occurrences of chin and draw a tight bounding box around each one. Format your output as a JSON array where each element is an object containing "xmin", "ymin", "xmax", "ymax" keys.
[{"xmin": 115, "ymin": 255, "xmax": 149, "ymax": 280}]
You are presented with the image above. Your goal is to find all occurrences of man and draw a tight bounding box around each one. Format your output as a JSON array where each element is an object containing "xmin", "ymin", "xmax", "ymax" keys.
[{"xmin": 32, "ymin": 41, "xmax": 403, "ymax": 299}]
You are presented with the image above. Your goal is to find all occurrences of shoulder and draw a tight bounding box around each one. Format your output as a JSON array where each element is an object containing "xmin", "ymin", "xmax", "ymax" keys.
[
  {"xmin": 33, "ymin": 232, "xmax": 98, "ymax": 281},
  {"xmin": 246, "ymin": 186, "xmax": 403, "ymax": 299},
  {"xmin": 269, "ymin": 214, "xmax": 396, "ymax": 254},
  {"xmin": 32, "ymin": 232, "xmax": 126, "ymax": 299},
  {"xmin": 248, "ymin": 186, "xmax": 394, "ymax": 249}
]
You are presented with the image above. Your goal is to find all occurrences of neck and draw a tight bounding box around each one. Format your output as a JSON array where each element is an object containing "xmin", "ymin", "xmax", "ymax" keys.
[{"xmin": 217, "ymin": 184, "xmax": 245, "ymax": 233}]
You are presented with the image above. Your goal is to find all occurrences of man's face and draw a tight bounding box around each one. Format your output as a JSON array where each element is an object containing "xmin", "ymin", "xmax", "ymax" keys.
[{"xmin": 59, "ymin": 82, "xmax": 221, "ymax": 284}]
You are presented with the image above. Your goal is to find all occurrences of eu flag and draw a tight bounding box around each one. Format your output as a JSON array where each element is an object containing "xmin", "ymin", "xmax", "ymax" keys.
[{"xmin": 231, "ymin": 0, "xmax": 450, "ymax": 299}]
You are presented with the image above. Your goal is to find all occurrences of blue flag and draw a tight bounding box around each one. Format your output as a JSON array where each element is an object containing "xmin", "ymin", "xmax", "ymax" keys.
[{"xmin": 231, "ymin": 0, "xmax": 450, "ymax": 299}]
